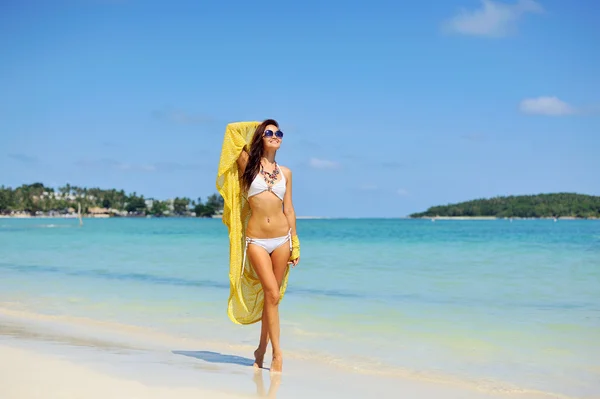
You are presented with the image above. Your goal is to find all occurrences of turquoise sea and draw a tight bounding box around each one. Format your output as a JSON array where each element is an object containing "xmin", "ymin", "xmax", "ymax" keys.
[{"xmin": 0, "ymin": 218, "xmax": 599, "ymax": 398}]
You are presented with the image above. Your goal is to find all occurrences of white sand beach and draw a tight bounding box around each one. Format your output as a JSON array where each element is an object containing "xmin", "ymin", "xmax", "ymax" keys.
[
  {"xmin": 0, "ymin": 345, "xmax": 245, "ymax": 399},
  {"xmin": 0, "ymin": 306, "xmax": 572, "ymax": 399}
]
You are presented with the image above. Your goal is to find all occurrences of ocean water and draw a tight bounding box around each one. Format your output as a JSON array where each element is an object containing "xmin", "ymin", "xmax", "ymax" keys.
[{"xmin": 0, "ymin": 218, "xmax": 599, "ymax": 397}]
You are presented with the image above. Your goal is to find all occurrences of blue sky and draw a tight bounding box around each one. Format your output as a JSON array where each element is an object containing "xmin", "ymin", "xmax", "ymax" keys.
[{"xmin": 1, "ymin": 0, "xmax": 598, "ymax": 218}]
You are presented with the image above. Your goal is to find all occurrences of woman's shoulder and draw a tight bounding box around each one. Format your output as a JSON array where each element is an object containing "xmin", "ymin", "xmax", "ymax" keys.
[{"xmin": 279, "ymin": 164, "xmax": 292, "ymax": 177}]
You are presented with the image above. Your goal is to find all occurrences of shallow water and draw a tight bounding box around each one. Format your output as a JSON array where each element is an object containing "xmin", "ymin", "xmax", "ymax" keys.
[{"xmin": 1, "ymin": 218, "xmax": 599, "ymax": 397}]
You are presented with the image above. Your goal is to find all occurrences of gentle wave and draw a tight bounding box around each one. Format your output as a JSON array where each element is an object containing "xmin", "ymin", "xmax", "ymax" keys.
[
  {"xmin": 2, "ymin": 261, "xmax": 599, "ymax": 312},
  {"xmin": 0, "ymin": 262, "xmax": 228, "ymax": 290}
]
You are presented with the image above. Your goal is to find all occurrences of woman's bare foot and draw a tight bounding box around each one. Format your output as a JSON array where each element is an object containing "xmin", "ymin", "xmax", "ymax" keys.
[
  {"xmin": 270, "ymin": 352, "xmax": 283, "ymax": 373},
  {"xmin": 253, "ymin": 348, "xmax": 266, "ymax": 369}
]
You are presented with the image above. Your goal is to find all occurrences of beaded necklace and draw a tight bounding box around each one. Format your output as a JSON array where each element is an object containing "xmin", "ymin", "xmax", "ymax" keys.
[{"xmin": 260, "ymin": 161, "xmax": 280, "ymax": 185}]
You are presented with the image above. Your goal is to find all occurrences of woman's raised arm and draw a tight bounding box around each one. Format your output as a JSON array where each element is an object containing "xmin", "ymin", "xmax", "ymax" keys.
[{"xmin": 237, "ymin": 148, "xmax": 249, "ymax": 174}]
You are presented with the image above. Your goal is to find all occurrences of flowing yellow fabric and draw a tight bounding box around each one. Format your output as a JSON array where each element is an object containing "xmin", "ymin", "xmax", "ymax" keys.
[
  {"xmin": 216, "ymin": 121, "xmax": 293, "ymax": 325},
  {"xmin": 290, "ymin": 235, "xmax": 300, "ymax": 260}
]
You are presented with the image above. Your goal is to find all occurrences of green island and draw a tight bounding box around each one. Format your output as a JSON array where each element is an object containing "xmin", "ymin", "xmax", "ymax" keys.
[
  {"xmin": 0, "ymin": 183, "xmax": 223, "ymax": 218},
  {"xmin": 410, "ymin": 193, "xmax": 600, "ymax": 219}
]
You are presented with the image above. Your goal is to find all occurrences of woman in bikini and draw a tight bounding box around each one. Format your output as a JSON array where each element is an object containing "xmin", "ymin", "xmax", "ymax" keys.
[{"xmin": 235, "ymin": 119, "xmax": 300, "ymax": 373}]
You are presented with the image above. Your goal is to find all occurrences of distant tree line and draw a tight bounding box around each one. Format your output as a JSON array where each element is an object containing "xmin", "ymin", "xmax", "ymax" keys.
[
  {"xmin": 0, "ymin": 183, "xmax": 224, "ymax": 218},
  {"xmin": 410, "ymin": 193, "xmax": 600, "ymax": 219}
]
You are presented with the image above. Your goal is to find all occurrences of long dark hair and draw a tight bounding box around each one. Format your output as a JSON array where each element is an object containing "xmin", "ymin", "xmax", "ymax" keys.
[{"xmin": 241, "ymin": 119, "xmax": 279, "ymax": 192}]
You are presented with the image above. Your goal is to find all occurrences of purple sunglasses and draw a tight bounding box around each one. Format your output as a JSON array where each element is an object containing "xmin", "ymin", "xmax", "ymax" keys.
[{"xmin": 264, "ymin": 129, "xmax": 284, "ymax": 139}]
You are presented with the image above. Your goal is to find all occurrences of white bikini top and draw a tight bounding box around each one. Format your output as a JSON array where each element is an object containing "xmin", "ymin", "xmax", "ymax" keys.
[{"xmin": 248, "ymin": 170, "xmax": 286, "ymax": 201}]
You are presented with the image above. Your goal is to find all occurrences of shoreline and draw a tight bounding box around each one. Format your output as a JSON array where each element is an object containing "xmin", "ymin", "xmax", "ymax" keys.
[{"xmin": 0, "ymin": 306, "xmax": 575, "ymax": 399}]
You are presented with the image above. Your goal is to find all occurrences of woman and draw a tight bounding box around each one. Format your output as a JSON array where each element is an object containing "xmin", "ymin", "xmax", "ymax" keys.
[{"xmin": 216, "ymin": 119, "xmax": 300, "ymax": 373}]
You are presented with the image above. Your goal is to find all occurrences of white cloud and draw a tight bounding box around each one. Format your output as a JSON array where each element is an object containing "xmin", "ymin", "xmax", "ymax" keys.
[
  {"xmin": 443, "ymin": 0, "xmax": 543, "ymax": 38},
  {"xmin": 519, "ymin": 96, "xmax": 576, "ymax": 116},
  {"xmin": 397, "ymin": 188, "xmax": 409, "ymax": 197},
  {"xmin": 309, "ymin": 158, "xmax": 340, "ymax": 169}
]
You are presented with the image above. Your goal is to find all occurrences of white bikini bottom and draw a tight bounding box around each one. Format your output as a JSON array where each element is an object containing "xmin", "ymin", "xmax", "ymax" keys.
[{"xmin": 241, "ymin": 229, "xmax": 292, "ymax": 275}]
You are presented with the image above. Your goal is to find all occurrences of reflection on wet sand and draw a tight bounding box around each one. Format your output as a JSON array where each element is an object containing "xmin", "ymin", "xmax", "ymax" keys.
[
  {"xmin": 172, "ymin": 350, "xmax": 282, "ymax": 397},
  {"xmin": 253, "ymin": 370, "xmax": 281, "ymax": 398}
]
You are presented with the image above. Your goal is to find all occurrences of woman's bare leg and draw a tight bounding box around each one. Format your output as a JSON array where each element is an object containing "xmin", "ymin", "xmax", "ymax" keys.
[
  {"xmin": 247, "ymin": 244, "xmax": 286, "ymax": 372},
  {"xmin": 255, "ymin": 245, "xmax": 289, "ymax": 368},
  {"xmin": 254, "ymin": 311, "xmax": 269, "ymax": 368},
  {"xmin": 265, "ymin": 242, "xmax": 291, "ymax": 372}
]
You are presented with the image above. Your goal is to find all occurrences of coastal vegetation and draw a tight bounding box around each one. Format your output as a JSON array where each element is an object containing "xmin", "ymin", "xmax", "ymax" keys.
[
  {"xmin": 410, "ymin": 193, "xmax": 600, "ymax": 219},
  {"xmin": 0, "ymin": 183, "xmax": 224, "ymax": 218}
]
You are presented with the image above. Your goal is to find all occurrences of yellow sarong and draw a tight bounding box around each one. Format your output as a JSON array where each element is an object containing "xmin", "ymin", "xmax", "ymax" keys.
[{"xmin": 216, "ymin": 121, "xmax": 291, "ymax": 325}]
